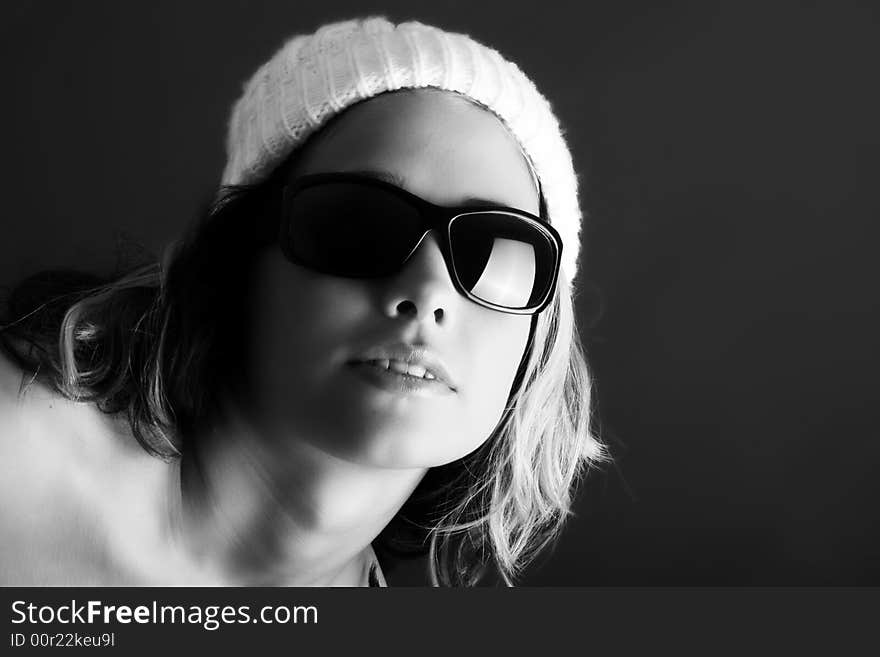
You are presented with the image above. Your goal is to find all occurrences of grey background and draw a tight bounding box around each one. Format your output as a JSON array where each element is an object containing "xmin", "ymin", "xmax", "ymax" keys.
[{"xmin": 2, "ymin": 1, "xmax": 878, "ymax": 584}]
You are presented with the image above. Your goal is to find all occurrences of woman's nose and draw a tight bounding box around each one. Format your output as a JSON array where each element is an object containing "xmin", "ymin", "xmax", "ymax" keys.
[{"xmin": 381, "ymin": 232, "xmax": 458, "ymax": 326}]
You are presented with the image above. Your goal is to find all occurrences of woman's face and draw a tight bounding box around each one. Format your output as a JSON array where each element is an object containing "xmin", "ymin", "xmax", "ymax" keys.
[{"xmin": 241, "ymin": 90, "xmax": 539, "ymax": 469}]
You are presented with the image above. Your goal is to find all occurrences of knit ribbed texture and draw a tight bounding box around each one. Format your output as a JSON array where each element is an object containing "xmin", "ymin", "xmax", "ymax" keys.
[{"xmin": 222, "ymin": 17, "xmax": 582, "ymax": 281}]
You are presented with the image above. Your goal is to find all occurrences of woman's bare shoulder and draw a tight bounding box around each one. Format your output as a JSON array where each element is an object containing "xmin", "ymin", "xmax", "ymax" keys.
[
  {"xmin": 0, "ymin": 343, "xmax": 30, "ymax": 407},
  {"xmin": 1, "ymin": 346, "xmax": 75, "ymax": 451},
  {"xmin": 0, "ymin": 346, "xmax": 44, "ymax": 456},
  {"xmin": 0, "ymin": 347, "xmax": 156, "ymax": 584},
  {"xmin": 0, "ymin": 346, "xmax": 137, "ymax": 512},
  {"xmin": 0, "ymin": 348, "xmax": 80, "ymax": 494}
]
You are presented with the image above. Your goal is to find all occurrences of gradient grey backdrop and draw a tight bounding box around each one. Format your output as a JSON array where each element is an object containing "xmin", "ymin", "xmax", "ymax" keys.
[{"xmin": 2, "ymin": 1, "xmax": 878, "ymax": 584}]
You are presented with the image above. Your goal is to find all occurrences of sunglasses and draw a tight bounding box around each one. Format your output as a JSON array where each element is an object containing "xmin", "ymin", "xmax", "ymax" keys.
[{"xmin": 279, "ymin": 172, "xmax": 562, "ymax": 315}]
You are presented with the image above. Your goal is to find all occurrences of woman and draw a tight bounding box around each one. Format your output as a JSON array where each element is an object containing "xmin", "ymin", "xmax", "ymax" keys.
[{"xmin": 0, "ymin": 17, "xmax": 605, "ymax": 586}]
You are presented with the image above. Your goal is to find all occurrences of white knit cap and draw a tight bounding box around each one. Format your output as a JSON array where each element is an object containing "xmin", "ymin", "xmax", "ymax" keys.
[{"xmin": 221, "ymin": 16, "xmax": 582, "ymax": 282}]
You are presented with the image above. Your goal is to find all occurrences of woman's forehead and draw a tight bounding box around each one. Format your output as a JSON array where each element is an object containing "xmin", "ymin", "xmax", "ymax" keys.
[{"xmin": 289, "ymin": 90, "xmax": 540, "ymax": 215}]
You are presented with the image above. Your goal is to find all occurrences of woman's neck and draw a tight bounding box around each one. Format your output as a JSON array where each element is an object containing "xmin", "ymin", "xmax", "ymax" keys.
[{"xmin": 168, "ymin": 404, "xmax": 426, "ymax": 585}]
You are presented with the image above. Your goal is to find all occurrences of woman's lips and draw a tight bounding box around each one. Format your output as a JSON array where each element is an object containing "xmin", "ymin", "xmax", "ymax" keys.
[
  {"xmin": 365, "ymin": 358, "xmax": 437, "ymax": 380},
  {"xmin": 346, "ymin": 342, "xmax": 458, "ymax": 391},
  {"xmin": 346, "ymin": 360, "xmax": 456, "ymax": 397}
]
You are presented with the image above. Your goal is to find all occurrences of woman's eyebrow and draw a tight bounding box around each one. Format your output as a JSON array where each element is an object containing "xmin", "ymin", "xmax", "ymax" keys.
[
  {"xmin": 348, "ymin": 168, "xmax": 407, "ymax": 188},
  {"xmin": 348, "ymin": 168, "xmax": 506, "ymax": 208}
]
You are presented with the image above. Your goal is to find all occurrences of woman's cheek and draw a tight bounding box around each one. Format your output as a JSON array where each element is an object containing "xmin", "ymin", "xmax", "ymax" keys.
[{"xmin": 458, "ymin": 313, "xmax": 532, "ymax": 449}]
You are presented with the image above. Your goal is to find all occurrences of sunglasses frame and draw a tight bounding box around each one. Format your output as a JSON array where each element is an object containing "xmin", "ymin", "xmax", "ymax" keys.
[{"xmin": 279, "ymin": 172, "xmax": 563, "ymax": 315}]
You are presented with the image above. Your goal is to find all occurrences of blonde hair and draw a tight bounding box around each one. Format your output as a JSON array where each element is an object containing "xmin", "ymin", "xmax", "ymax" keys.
[{"xmin": 419, "ymin": 272, "xmax": 606, "ymax": 585}]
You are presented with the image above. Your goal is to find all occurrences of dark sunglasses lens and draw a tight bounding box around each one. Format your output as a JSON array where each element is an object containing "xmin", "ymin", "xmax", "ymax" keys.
[
  {"xmin": 449, "ymin": 213, "xmax": 556, "ymax": 310},
  {"xmin": 284, "ymin": 183, "xmax": 423, "ymax": 276}
]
